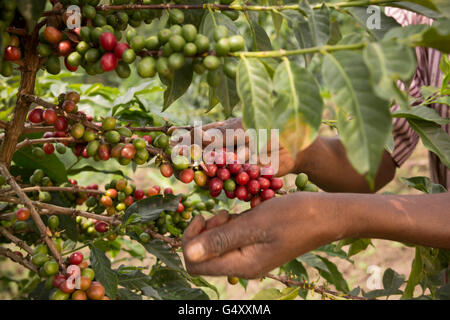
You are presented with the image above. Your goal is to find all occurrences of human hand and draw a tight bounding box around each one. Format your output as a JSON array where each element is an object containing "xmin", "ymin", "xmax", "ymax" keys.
[{"xmin": 182, "ymin": 192, "xmax": 345, "ymax": 278}]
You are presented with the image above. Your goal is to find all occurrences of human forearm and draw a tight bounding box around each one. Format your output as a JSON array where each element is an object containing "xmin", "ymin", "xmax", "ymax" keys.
[{"xmin": 293, "ymin": 137, "xmax": 396, "ymax": 193}]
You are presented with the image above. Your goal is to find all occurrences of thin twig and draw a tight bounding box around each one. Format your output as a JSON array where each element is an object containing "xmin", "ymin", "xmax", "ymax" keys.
[
  {"xmin": 266, "ymin": 273, "xmax": 370, "ymax": 300},
  {"xmin": 19, "ymin": 185, "xmax": 104, "ymax": 195},
  {"xmin": 0, "ymin": 247, "xmax": 38, "ymax": 273},
  {"xmin": 0, "ymin": 163, "xmax": 64, "ymax": 271},
  {"xmin": 0, "ymin": 226, "xmax": 34, "ymax": 255},
  {"xmin": 146, "ymin": 228, "xmax": 181, "ymax": 248},
  {"xmin": 15, "ymin": 137, "xmax": 75, "ymax": 151}
]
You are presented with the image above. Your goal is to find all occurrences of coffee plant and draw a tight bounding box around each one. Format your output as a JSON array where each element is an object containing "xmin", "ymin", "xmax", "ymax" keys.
[{"xmin": 0, "ymin": 0, "xmax": 449, "ymax": 300}]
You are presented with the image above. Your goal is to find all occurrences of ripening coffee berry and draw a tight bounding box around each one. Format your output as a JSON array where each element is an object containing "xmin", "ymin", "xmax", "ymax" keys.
[
  {"xmin": 247, "ymin": 180, "xmax": 261, "ymax": 195},
  {"xmin": 209, "ymin": 178, "xmax": 223, "ymax": 193},
  {"xmin": 180, "ymin": 168, "xmax": 195, "ymax": 184},
  {"xmin": 69, "ymin": 252, "xmax": 84, "ymax": 265},
  {"xmin": 95, "ymin": 221, "xmax": 109, "ymax": 233},
  {"xmin": 235, "ymin": 186, "xmax": 248, "ymax": 201},
  {"xmin": 28, "ymin": 108, "xmax": 44, "ymax": 123},
  {"xmin": 160, "ymin": 163, "xmax": 174, "ymax": 178},
  {"xmin": 43, "ymin": 143, "xmax": 55, "ymax": 155},
  {"xmin": 54, "ymin": 116, "xmax": 68, "ymax": 131},
  {"xmin": 217, "ymin": 168, "xmax": 231, "ymax": 181},
  {"xmin": 43, "ymin": 108, "xmax": 57, "ymax": 124},
  {"xmin": 260, "ymin": 188, "xmax": 275, "ymax": 201},
  {"xmin": 100, "ymin": 32, "xmax": 117, "ymax": 51},
  {"xmin": 258, "ymin": 177, "xmax": 271, "ymax": 190},
  {"xmin": 236, "ymin": 171, "xmax": 250, "ymax": 185},
  {"xmin": 270, "ymin": 177, "xmax": 283, "ymax": 190},
  {"xmin": 134, "ymin": 189, "xmax": 145, "ymax": 200},
  {"xmin": 16, "ymin": 208, "xmax": 30, "ymax": 221},
  {"xmin": 250, "ymin": 196, "xmax": 262, "ymax": 208},
  {"xmin": 100, "ymin": 53, "xmax": 118, "ymax": 72},
  {"xmin": 43, "ymin": 26, "xmax": 63, "ymax": 44},
  {"xmin": 247, "ymin": 165, "xmax": 260, "ymax": 180}
]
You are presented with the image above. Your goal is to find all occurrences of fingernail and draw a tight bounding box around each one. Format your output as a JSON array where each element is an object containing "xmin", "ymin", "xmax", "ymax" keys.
[{"xmin": 186, "ymin": 242, "xmax": 205, "ymax": 262}]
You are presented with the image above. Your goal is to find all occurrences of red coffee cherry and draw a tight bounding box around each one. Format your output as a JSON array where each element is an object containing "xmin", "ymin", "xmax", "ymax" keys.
[
  {"xmin": 177, "ymin": 203, "xmax": 184, "ymax": 213},
  {"xmin": 100, "ymin": 32, "xmax": 118, "ymax": 52},
  {"xmin": 16, "ymin": 208, "xmax": 30, "ymax": 221},
  {"xmin": 153, "ymin": 185, "xmax": 161, "ymax": 193},
  {"xmin": 235, "ymin": 186, "xmax": 248, "ymax": 201},
  {"xmin": 217, "ymin": 168, "xmax": 230, "ymax": 181},
  {"xmin": 215, "ymin": 151, "xmax": 227, "ymax": 167},
  {"xmin": 134, "ymin": 189, "xmax": 145, "ymax": 200},
  {"xmin": 247, "ymin": 180, "xmax": 261, "ymax": 195},
  {"xmin": 52, "ymin": 274, "xmax": 66, "ymax": 288},
  {"xmin": 100, "ymin": 53, "xmax": 118, "ymax": 72},
  {"xmin": 227, "ymin": 163, "xmax": 242, "ymax": 175},
  {"xmin": 95, "ymin": 221, "xmax": 109, "ymax": 233},
  {"xmin": 246, "ymin": 165, "xmax": 260, "ymax": 180},
  {"xmin": 28, "ymin": 108, "xmax": 44, "ymax": 123},
  {"xmin": 236, "ymin": 171, "xmax": 250, "ymax": 185},
  {"xmin": 58, "ymin": 40, "xmax": 73, "ymax": 56},
  {"xmin": 258, "ymin": 177, "xmax": 271, "ymax": 190},
  {"xmin": 270, "ymin": 177, "xmax": 283, "ymax": 190},
  {"xmin": 43, "ymin": 143, "xmax": 55, "ymax": 155},
  {"xmin": 209, "ymin": 177, "xmax": 223, "ymax": 193},
  {"xmin": 224, "ymin": 190, "xmax": 236, "ymax": 199},
  {"xmin": 164, "ymin": 187, "xmax": 173, "ymax": 195},
  {"xmin": 43, "ymin": 108, "xmax": 58, "ymax": 124},
  {"xmin": 54, "ymin": 116, "xmax": 69, "ymax": 131},
  {"xmin": 65, "ymin": 57, "xmax": 78, "ymax": 72},
  {"xmin": 5, "ymin": 46, "xmax": 21, "ymax": 61},
  {"xmin": 98, "ymin": 144, "xmax": 111, "ymax": 161},
  {"xmin": 69, "ymin": 252, "xmax": 83, "ymax": 265},
  {"xmin": 180, "ymin": 168, "xmax": 194, "ymax": 183},
  {"xmin": 261, "ymin": 189, "xmax": 275, "ymax": 201},
  {"xmin": 203, "ymin": 164, "xmax": 218, "ymax": 178}
]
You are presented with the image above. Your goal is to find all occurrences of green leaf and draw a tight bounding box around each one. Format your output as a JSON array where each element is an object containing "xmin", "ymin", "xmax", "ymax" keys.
[
  {"xmin": 252, "ymin": 287, "xmax": 299, "ymax": 300},
  {"xmin": 200, "ymin": 11, "xmax": 240, "ymax": 43},
  {"xmin": 13, "ymin": 146, "xmax": 68, "ymax": 185},
  {"xmin": 117, "ymin": 288, "xmax": 143, "ymax": 300},
  {"xmin": 150, "ymin": 268, "xmax": 209, "ymax": 300},
  {"xmin": 299, "ymin": 2, "xmax": 330, "ymax": 47},
  {"xmin": 138, "ymin": 239, "xmax": 185, "ymax": 273},
  {"xmin": 17, "ymin": 0, "xmax": 47, "ymax": 33},
  {"xmin": 112, "ymin": 81, "xmax": 155, "ymax": 109},
  {"xmin": 400, "ymin": 0, "xmax": 450, "ymax": 18},
  {"xmin": 273, "ymin": 59, "xmax": 323, "ymax": 155},
  {"xmin": 401, "ymin": 176, "xmax": 447, "ymax": 194},
  {"xmin": 297, "ymin": 252, "xmax": 329, "ymax": 273},
  {"xmin": 348, "ymin": 7, "xmax": 401, "ymax": 40},
  {"xmin": 268, "ymin": 0, "xmax": 284, "ymax": 36},
  {"xmin": 189, "ymin": 276, "xmax": 220, "ymax": 299},
  {"xmin": 408, "ymin": 119, "xmax": 450, "ymax": 167},
  {"xmin": 316, "ymin": 256, "xmax": 349, "ymax": 293},
  {"xmin": 89, "ymin": 245, "xmax": 119, "ymax": 299},
  {"xmin": 392, "ymin": 105, "xmax": 450, "ymax": 125},
  {"xmin": 163, "ymin": 61, "xmax": 194, "ymax": 111},
  {"xmin": 363, "ymin": 40, "xmax": 416, "ymax": 107},
  {"xmin": 382, "ymin": 268, "xmax": 405, "ymax": 295},
  {"xmin": 237, "ymin": 58, "xmax": 273, "ymax": 149},
  {"xmin": 122, "ymin": 194, "xmax": 181, "ymax": 225},
  {"xmin": 322, "ymin": 51, "xmax": 391, "ymax": 187},
  {"xmin": 117, "ymin": 268, "xmax": 158, "ymax": 299},
  {"xmin": 28, "ymin": 281, "xmax": 51, "ymax": 300},
  {"xmin": 245, "ymin": 12, "xmax": 273, "ymax": 51},
  {"xmin": 347, "ymin": 239, "xmax": 372, "ymax": 257}
]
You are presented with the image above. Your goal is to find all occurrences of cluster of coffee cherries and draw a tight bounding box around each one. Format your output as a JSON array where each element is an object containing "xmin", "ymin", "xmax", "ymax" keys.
[
  {"xmin": 294, "ymin": 173, "xmax": 319, "ymax": 192},
  {"xmin": 26, "ymin": 91, "xmax": 171, "ymax": 167},
  {"xmin": 157, "ymin": 148, "xmax": 283, "ymax": 208},
  {"xmin": 49, "ymin": 251, "xmax": 109, "ymax": 300},
  {"xmin": 43, "ymin": 0, "xmax": 244, "ymax": 81}
]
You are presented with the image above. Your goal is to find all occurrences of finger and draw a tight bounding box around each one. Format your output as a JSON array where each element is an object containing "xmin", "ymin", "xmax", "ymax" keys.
[
  {"xmin": 186, "ymin": 243, "xmax": 272, "ymax": 278},
  {"xmin": 182, "ymin": 215, "xmax": 206, "ymax": 244},
  {"xmin": 183, "ymin": 215, "xmax": 270, "ymax": 263},
  {"xmin": 205, "ymin": 210, "xmax": 231, "ymax": 230}
]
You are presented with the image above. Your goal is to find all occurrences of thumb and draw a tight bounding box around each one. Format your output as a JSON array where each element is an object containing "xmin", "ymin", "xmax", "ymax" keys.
[{"xmin": 183, "ymin": 215, "xmax": 266, "ymax": 263}]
